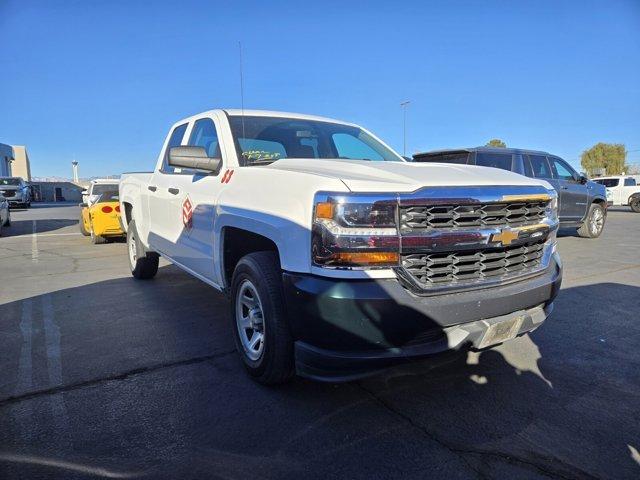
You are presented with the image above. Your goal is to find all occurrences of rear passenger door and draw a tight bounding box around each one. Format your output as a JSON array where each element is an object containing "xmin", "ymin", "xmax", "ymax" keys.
[{"xmin": 548, "ymin": 156, "xmax": 588, "ymax": 221}]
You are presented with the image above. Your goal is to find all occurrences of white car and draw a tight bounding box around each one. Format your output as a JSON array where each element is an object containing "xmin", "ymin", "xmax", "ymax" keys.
[
  {"xmin": 120, "ymin": 109, "xmax": 562, "ymax": 384},
  {"xmin": 82, "ymin": 179, "xmax": 120, "ymax": 206},
  {"xmin": 592, "ymin": 176, "xmax": 640, "ymax": 212},
  {"xmin": 0, "ymin": 196, "xmax": 10, "ymax": 235}
]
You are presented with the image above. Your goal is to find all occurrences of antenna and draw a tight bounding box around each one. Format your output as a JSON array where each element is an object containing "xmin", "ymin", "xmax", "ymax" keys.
[{"xmin": 239, "ymin": 41, "xmax": 246, "ymax": 143}]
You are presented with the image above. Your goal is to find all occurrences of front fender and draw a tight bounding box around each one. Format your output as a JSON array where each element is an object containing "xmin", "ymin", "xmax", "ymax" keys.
[{"xmin": 214, "ymin": 206, "xmax": 311, "ymax": 276}]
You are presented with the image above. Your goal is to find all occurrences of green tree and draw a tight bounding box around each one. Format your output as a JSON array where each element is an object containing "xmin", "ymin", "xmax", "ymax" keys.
[
  {"xmin": 580, "ymin": 143, "xmax": 628, "ymax": 176},
  {"xmin": 486, "ymin": 139, "xmax": 506, "ymax": 148}
]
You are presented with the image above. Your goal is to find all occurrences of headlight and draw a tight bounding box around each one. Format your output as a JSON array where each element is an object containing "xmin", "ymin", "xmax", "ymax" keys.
[
  {"xmin": 545, "ymin": 191, "xmax": 558, "ymax": 221},
  {"xmin": 312, "ymin": 193, "xmax": 399, "ymax": 268}
]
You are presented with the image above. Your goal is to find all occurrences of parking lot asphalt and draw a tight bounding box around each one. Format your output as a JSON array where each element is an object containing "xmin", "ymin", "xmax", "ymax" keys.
[{"xmin": 0, "ymin": 203, "xmax": 639, "ymax": 480}]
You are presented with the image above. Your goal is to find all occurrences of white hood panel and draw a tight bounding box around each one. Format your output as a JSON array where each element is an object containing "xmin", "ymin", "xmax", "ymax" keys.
[{"xmin": 266, "ymin": 159, "xmax": 549, "ymax": 192}]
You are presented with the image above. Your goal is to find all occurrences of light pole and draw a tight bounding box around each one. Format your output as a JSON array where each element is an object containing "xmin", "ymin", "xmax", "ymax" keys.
[{"xmin": 400, "ymin": 101, "xmax": 410, "ymax": 157}]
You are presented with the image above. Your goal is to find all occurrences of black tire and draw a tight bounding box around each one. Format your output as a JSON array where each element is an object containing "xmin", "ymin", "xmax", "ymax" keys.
[
  {"xmin": 79, "ymin": 214, "xmax": 90, "ymax": 236},
  {"xmin": 630, "ymin": 196, "xmax": 640, "ymax": 213},
  {"xmin": 90, "ymin": 228, "xmax": 107, "ymax": 244},
  {"xmin": 577, "ymin": 203, "xmax": 606, "ymax": 238},
  {"xmin": 26, "ymin": 201, "xmax": 31, "ymax": 208},
  {"xmin": 230, "ymin": 251, "xmax": 294, "ymax": 385},
  {"xmin": 3, "ymin": 209, "xmax": 10, "ymax": 227},
  {"xmin": 127, "ymin": 220, "xmax": 159, "ymax": 279}
]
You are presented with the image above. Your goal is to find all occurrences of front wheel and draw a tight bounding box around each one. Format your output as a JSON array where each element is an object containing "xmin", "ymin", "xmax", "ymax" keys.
[
  {"xmin": 630, "ymin": 197, "xmax": 640, "ymax": 213},
  {"xmin": 3, "ymin": 209, "xmax": 9, "ymax": 227},
  {"xmin": 230, "ymin": 251, "xmax": 294, "ymax": 385},
  {"xmin": 127, "ymin": 220, "xmax": 159, "ymax": 279},
  {"xmin": 577, "ymin": 203, "xmax": 606, "ymax": 238}
]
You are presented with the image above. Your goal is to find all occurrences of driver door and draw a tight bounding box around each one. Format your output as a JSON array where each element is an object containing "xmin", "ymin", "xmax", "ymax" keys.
[
  {"xmin": 548, "ymin": 156, "xmax": 588, "ymax": 222},
  {"xmin": 166, "ymin": 115, "xmax": 226, "ymax": 284}
]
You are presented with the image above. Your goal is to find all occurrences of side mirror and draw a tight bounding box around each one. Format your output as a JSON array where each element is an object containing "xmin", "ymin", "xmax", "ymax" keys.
[
  {"xmin": 168, "ymin": 146, "xmax": 221, "ymax": 172},
  {"xmin": 81, "ymin": 190, "xmax": 88, "ymax": 195},
  {"xmin": 579, "ymin": 174, "xmax": 588, "ymax": 184}
]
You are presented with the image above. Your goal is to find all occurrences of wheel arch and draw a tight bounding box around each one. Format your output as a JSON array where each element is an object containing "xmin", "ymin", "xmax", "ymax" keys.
[
  {"xmin": 628, "ymin": 192, "xmax": 640, "ymax": 204},
  {"xmin": 221, "ymin": 226, "xmax": 280, "ymax": 289}
]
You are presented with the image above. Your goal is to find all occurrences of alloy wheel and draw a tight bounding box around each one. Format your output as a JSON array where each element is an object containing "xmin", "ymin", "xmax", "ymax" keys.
[{"xmin": 235, "ymin": 279, "xmax": 265, "ymax": 361}]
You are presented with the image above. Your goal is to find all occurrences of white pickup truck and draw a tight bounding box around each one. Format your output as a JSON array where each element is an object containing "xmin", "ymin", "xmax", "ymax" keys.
[
  {"xmin": 120, "ymin": 109, "xmax": 562, "ymax": 384},
  {"xmin": 592, "ymin": 176, "xmax": 640, "ymax": 212}
]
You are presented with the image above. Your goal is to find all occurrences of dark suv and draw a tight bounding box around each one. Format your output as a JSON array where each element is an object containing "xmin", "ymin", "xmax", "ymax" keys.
[{"xmin": 413, "ymin": 147, "xmax": 608, "ymax": 238}]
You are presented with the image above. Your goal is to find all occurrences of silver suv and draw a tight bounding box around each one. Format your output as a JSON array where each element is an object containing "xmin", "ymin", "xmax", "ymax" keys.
[{"xmin": 0, "ymin": 177, "xmax": 31, "ymax": 208}]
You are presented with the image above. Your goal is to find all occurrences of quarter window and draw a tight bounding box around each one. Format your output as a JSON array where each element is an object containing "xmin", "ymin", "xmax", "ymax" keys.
[
  {"xmin": 162, "ymin": 123, "xmax": 188, "ymax": 173},
  {"xmin": 624, "ymin": 178, "xmax": 636, "ymax": 186}
]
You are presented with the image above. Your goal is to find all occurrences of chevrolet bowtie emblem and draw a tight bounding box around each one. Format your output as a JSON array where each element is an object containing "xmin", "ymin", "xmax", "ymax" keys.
[{"xmin": 491, "ymin": 229, "xmax": 519, "ymax": 246}]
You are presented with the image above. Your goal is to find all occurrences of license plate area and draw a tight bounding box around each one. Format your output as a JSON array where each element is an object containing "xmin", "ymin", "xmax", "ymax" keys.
[{"xmin": 477, "ymin": 314, "xmax": 525, "ymax": 349}]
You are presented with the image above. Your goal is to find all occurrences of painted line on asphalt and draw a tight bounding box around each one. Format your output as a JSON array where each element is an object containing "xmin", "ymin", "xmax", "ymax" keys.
[
  {"xmin": 31, "ymin": 220, "xmax": 38, "ymax": 263},
  {"xmin": 34, "ymin": 232, "xmax": 82, "ymax": 237},
  {"xmin": 6, "ymin": 232, "xmax": 82, "ymax": 239},
  {"xmin": 14, "ymin": 299, "xmax": 34, "ymax": 443},
  {"xmin": 0, "ymin": 452, "xmax": 143, "ymax": 479},
  {"xmin": 15, "ymin": 299, "xmax": 34, "ymax": 393},
  {"xmin": 42, "ymin": 294, "xmax": 70, "ymax": 433}
]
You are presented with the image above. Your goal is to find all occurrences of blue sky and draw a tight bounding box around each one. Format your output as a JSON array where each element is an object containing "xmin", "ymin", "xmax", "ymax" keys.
[{"xmin": 1, "ymin": 0, "xmax": 639, "ymax": 178}]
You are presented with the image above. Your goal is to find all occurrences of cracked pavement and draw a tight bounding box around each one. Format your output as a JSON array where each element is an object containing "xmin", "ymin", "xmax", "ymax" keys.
[{"xmin": 0, "ymin": 203, "xmax": 639, "ymax": 479}]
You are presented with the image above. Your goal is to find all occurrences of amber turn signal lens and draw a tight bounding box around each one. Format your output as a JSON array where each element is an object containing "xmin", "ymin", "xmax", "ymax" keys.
[
  {"xmin": 332, "ymin": 252, "xmax": 399, "ymax": 265},
  {"xmin": 315, "ymin": 202, "xmax": 334, "ymax": 219}
]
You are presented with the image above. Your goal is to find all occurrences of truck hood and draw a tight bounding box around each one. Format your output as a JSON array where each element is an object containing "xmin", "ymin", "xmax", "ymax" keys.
[
  {"xmin": 0, "ymin": 186, "xmax": 20, "ymax": 192},
  {"xmin": 266, "ymin": 159, "xmax": 549, "ymax": 192}
]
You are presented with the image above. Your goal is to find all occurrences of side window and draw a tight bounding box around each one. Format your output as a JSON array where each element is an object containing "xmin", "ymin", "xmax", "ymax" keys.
[
  {"xmin": 332, "ymin": 133, "xmax": 384, "ymax": 161},
  {"xmin": 162, "ymin": 123, "xmax": 188, "ymax": 173},
  {"xmin": 528, "ymin": 155, "xmax": 552, "ymax": 179},
  {"xmin": 550, "ymin": 157, "xmax": 577, "ymax": 182},
  {"xmin": 474, "ymin": 153, "xmax": 513, "ymax": 171},
  {"xmin": 523, "ymin": 155, "xmax": 534, "ymax": 177},
  {"xmin": 188, "ymin": 118, "xmax": 221, "ymax": 159},
  {"xmin": 624, "ymin": 178, "xmax": 636, "ymax": 186}
]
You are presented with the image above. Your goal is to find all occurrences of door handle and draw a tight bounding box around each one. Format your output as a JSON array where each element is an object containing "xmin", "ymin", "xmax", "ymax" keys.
[
  {"xmin": 561, "ymin": 186, "xmax": 569, "ymax": 190},
  {"xmin": 168, "ymin": 187, "xmax": 180, "ymax": 195},
  {"xmin": 148, "ymin": 185, "xmax": 157, "ymax": 192}
]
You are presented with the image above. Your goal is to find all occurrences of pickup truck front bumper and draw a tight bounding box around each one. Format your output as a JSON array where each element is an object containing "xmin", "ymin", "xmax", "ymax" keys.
[{"xmin": 282, "ymin": 253, "xmax": 562, "ymax": 381}]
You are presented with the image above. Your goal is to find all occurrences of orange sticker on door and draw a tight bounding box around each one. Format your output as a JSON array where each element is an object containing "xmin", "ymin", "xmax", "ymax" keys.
[{"xmin": 221, "ymin": 169, "xmax": 234, "ymax": 184}]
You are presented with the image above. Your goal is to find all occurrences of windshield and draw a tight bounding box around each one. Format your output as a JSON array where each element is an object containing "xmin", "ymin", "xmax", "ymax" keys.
[
  {"xmin": 0, "ymin": 178, "xmax": 21, "ymax": 186},
  {"xmin": 228, "ymin": 116, "xmax": 402, "ymax": 166},
  {"xmin": 593, "ymin": 178, "xmax": 619, "ymax": 188},
  {"xmin": 91, "ymin": 184, "xmax": 119, "ymax": 195},
  {"xmin": 96, "ymin": 191, "xmax": 119, "ymax": 203}
]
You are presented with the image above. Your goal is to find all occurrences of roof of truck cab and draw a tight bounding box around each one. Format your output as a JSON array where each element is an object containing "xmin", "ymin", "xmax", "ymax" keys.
[
  {"xmin": 180, "ymin": 109, "xmax": 357, "ymax": 127},
  {"xmin": 414, "ymin": 147, "xmax": 554, "ymax": 157}
]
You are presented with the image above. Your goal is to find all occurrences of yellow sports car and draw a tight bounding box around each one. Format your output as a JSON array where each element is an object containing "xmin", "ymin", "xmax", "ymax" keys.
[{"xmin": 79, "ymin": 190, "xmax": 124, "ymax": 244}]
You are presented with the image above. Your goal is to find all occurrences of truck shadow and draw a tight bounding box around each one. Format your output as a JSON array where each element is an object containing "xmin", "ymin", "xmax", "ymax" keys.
[
  {"xmin": 0, "ymin": 274, "xmax": 638, "ymax": 479},
  {"xmin": 0, "ymin": 219, "xmax": 79, "ymax": 237}
]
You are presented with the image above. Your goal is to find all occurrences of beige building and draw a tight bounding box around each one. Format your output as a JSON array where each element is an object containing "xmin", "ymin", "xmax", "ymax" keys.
[{"xmin": 11, "ymin": 145, "xmax": 31, "ymax": 181}]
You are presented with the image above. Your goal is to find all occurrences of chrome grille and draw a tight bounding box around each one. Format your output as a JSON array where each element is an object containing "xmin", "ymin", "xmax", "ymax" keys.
[
  {"xmin": 400, "ymin": 201, "xmax": 548, "ymax": 230},
  {"xmin": 401, "ymin": 240, "xmax": 545, "ymax": 287}
]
